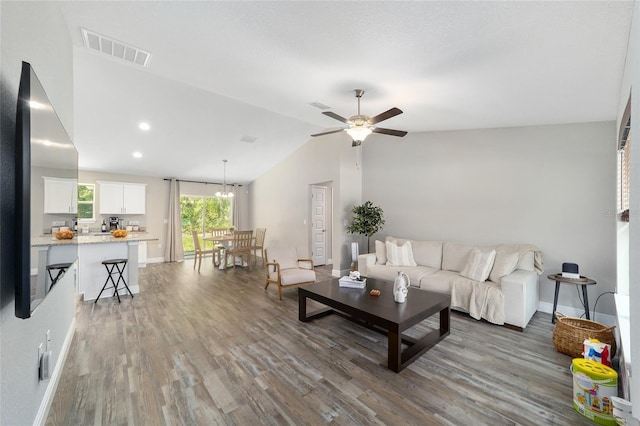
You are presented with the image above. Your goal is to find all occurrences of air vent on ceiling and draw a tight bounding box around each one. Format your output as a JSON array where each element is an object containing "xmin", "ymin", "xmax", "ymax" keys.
[
  {"xmin": 240, "ymin": 135, "xmax": 257, "ymax": 144},
  {"xmin": 309, "ymin": 102, "xmax": 331, "ymax": 110},
  {"xmin": 81, "ymin": 28, "xmax": 151, "ymax": 68}
]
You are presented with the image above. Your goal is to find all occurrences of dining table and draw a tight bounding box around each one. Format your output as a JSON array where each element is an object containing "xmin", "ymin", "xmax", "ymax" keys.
[{"xmin": 203, "ymin": 233, "xmax": 249, "ymax": 269}]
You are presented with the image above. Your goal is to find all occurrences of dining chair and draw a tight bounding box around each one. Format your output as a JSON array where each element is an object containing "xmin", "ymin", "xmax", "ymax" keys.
[
  {"xmin": 211, "ymin": 228, "xmax": 228, "ymax": 239},
  {"xmin": 226, "ymin": 230, "xmax": 253, "ymax": 269},
  {"xmin": 251, "ymin": 228, "xmax": 267, "ymax": 264},
  {"xmin": 192, "ymin": 230, "xmax": 217, "ymax": 272},
  {"xmin": 264, "ymin": 247, "xmax": 316, "ymax": 300},
  {"xmin": 209, "ymin": 228, "xmax": 228, "ymax": 265}
]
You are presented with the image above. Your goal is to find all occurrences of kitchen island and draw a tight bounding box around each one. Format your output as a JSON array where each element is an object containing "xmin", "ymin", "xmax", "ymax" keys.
[{"xmin": 32, "ymin": 234, "xmax": 159, "ymax": 301}]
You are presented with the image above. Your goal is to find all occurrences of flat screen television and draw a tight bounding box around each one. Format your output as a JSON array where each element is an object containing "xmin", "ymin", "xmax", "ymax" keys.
[{"xmin": 15, "ymin": 61, "xmax": 78, "ymax": 318}]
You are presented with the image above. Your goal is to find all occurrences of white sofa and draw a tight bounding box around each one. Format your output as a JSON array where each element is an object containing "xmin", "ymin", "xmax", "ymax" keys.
[{"xmin": 358, "ymin": 237, "xmax": 543, "ymax": 330}]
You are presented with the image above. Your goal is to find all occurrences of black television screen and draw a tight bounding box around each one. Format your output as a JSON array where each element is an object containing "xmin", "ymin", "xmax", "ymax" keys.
[{"xmin": 15, "ymin": 61, "xmax": 78, "ymax": 318}]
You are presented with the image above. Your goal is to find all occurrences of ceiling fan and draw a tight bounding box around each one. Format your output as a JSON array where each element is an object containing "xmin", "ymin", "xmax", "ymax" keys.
[{"xmin": 311, "ymin": 89, "xmax": 408, "ymax": 147}]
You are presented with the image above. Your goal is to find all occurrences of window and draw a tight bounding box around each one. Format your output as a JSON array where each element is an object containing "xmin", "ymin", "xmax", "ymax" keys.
[
  {"xmin": 78, "ymin": 183, "xmax": 95, "ymax": 221},
  {"xmin": 619, "ymin": 115, "xmax": 631, "ymax": 221},
  {"xmin": 180, "ymin": 195, "xmax": 232, "ymax": 253}
]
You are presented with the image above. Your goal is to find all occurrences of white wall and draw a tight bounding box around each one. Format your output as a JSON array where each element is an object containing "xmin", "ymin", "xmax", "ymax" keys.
[
  {"xmin": 362, "ymin": 122, "xmax": 617, "ymax": 317},
  {"xmin": 0, "ymin": 3, "xmax": 76, "ymax": 424},
  {"xmin": 618, "ymin": 0, "xmax": 640, "ymax": 418},
  {"xmin": 249, "ymin": 132, "xmax": 362, "ymax": 274}
]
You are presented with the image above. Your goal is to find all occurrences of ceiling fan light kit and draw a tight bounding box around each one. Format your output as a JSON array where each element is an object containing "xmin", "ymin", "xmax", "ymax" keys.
[
  {"xmin": 346, "ymin": 126, "xmax": 372, "ymax": 142},
  {"xmin": 311, "ymin": 89, "xmax": 407, "ymax": 146}
]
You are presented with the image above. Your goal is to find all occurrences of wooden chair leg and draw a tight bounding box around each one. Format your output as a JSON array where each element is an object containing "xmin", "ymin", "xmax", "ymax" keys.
[
  {"xmin": 197, "ymin": 254, "xmax": 202, "ymax": 272},
  {"xmin": 278, "ymin": 285, "xmax": 283, "ymax": 301},
  {"xmin": 265, "ymin": 280, "xmax": 270, "ymax": 290}
]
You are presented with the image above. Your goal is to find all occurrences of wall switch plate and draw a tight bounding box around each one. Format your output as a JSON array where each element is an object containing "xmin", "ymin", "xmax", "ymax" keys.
[
  {"xmin": 129, "ymin": 220, "xmax": 139, "ymax": 225},
  {"xmin": 46, "ymin": 330, "xmax": 51, "ymax": 351}
]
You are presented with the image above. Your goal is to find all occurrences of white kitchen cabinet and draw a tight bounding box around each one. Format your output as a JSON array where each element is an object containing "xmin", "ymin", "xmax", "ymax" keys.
[
  {"xmin": 98, "ymin": 181, "xmax": 146, "ymax": 215},
  {"xmin": 122, "ymin": 184, "xmax": 146, "ymax": 214},
  {"xmin": 43, "ymin": 177, "xmax": 77, "ymax": 214}
]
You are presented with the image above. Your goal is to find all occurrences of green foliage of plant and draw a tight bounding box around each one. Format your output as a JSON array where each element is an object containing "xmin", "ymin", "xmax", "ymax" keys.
[
  {"xmin": 180, "ymin": 195, "xmax": 232, "ymax": 254},
  {"xmin": 346, "ymin": 201, "xmax": 385, "ymax": 253},
  {"xmin": 77, "ymin": 184, "xmax": 95, "ymax": 219},
  {"xmin": 78, "ymin": 184, "xmax": 94, "ymax": 202}
]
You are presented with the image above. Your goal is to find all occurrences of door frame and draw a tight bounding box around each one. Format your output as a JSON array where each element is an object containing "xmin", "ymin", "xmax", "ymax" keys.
[{"xmin": 309, "ymin": 182, "xmax": 333, "ymax": 266}]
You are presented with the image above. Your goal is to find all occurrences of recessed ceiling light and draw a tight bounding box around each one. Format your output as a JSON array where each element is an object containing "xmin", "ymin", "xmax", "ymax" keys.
[
  {"xmin": 138, "ymin": 122, "xmax": 150, "ymax": 131},
  {"xmin": 133, "ymin": 151, "xmax": 143, "ymax": 158}
]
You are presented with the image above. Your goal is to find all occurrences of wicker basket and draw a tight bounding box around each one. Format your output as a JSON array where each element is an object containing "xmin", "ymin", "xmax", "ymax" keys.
[{"xmin": 552, "ymin": 311, "xmax": 616, "ymax": 358}]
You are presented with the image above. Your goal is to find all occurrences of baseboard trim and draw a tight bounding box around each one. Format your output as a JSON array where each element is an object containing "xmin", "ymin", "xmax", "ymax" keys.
[
  {"xmin": 537, "ymin": 301, "xmax": 616, "ymax": 326},
  {"xmin": 34, "ymin": 317, "xmax": 76, "ymax": 426},
  {"xmin": 146, "ymin": 257, "xmax": 165, "ymax": 264}
]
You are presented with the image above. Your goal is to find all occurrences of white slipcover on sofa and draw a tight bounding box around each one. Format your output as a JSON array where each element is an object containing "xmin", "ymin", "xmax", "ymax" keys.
[{"xmin": 358, "ymin": 237, "xmax": 543, "ymax": 329}]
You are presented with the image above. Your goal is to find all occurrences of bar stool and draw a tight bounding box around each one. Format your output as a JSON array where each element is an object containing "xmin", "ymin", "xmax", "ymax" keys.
[
  {"xmin": 95, "ymin": 259, "xmax": 133, "ymax": 303},
  {"xmin": 46, "ymin": 262, "xmax": 72, "ymax": 288}
]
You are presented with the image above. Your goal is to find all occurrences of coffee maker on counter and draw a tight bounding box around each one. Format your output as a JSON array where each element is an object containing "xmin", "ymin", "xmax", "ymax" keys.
[{"xmin": 109, "ymin": 217, "xmax": 120, "ymax": 231}]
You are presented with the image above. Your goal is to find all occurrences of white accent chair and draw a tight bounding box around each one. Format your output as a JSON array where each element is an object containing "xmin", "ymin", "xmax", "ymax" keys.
[{"xmin": 265, "ymin": 247, "xmax": 316, "ymax": 300}]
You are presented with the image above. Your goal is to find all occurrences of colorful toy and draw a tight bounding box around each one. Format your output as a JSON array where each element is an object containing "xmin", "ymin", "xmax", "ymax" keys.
[
  {"xmin": 571, "ymin": 358, "xmax": 618, "ymax": 425},
  {"xmin": 583, "ymin": 338, "xmax": 612, "ymax": 367}
]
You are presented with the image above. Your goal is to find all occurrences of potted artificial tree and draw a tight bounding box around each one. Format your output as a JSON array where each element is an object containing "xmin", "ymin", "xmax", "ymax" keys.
[{"xmin": 347, "ymin": 201, "xmax": 385, "ymax": 254}]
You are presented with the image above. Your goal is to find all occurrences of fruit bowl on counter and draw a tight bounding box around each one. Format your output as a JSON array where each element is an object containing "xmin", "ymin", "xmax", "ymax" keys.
[
  {"xmin": 110, "ymin": 229, "xmax": 129, "ymax": 238},
  {"xmin": 55, "ymin": 229, "xmax": 75, "ymax": 240}
]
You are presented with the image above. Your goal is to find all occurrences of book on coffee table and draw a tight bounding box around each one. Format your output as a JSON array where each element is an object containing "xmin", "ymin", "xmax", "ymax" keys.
[{"xmin": 338, "ymin": 276, "xmax": 366, "ymax": 289}]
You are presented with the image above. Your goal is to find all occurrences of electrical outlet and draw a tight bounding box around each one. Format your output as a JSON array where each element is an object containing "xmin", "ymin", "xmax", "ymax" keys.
[{"xmin": 129, "ymin": 220, "xmax": 139, "ymax": 225}]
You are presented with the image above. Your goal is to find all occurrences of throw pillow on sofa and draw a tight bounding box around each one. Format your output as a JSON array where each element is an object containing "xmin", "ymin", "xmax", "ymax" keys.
[
  {"xmin": 386, "ymin": 241, "xmax": 417, "ymax": 267},
  {"xmin": 489, "ymin": 245, "xmax": 521, "ymax": 283},
  {"xmin": 375, "ymin": 240, "xmax": 387, "ymax": 265},
  {"xmin": 460, "ymin": 247, "xmax": 496, "ymax": 282}
]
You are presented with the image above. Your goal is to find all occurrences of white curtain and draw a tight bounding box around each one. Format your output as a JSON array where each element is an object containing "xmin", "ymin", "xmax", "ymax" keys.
[
  {"xmin": 232, "ymin": 184, "xmax": 240, "ymax": 228},
  {"xmin": 164, "ymin": 178, "xmax": 184, "ymax": 262}
]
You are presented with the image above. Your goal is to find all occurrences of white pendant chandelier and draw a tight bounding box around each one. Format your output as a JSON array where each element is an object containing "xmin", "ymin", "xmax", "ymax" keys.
[{"xmin": 215, "ymin": 159, "xmax": 234, "ymax": 198}]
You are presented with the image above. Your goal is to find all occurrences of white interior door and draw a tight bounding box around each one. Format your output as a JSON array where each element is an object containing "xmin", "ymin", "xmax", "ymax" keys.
[{"xmin": 311, "ymin": 185, "xmax": 326, "ymax": 266}]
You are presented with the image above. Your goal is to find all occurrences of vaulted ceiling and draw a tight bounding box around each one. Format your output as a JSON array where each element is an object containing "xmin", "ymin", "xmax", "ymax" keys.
[{"xmin": 57, "ymin": 1, "xmax": 634, "ymax": 184}]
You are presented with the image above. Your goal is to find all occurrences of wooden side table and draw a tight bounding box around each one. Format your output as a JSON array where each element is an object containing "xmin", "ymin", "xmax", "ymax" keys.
[{"xmin": 547, "ymin": 273, "xmax": 597, "ymax": 323}]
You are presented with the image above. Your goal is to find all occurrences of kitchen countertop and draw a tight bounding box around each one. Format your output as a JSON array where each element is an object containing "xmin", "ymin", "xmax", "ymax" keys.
[{"xmin": 32, "ymin": 234, "xmax": 158, "ymax": 247}]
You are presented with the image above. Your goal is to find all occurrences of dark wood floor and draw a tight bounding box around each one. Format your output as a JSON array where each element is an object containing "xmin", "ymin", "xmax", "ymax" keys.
[{"xmin": 46, "ymin": 257, "xmax": 593, "ymax": 425}]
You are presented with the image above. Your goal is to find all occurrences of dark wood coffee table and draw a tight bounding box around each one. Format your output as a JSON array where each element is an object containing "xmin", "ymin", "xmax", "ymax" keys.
[{"xmin": 298, "ymin": 277, "xmax": 450, "ymax": 373}]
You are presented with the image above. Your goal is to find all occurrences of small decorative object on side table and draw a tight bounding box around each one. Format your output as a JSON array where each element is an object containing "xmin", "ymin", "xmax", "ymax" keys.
[{"xmin": 547, "ymin": 273, "xmax": 597, "ymax": 324}]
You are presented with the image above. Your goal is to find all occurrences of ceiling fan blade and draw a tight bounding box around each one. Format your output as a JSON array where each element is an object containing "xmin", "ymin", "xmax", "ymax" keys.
[
  {"xmin": 369, "ymin": 107, "xmax": 403, "ymax": 124},
  {"xmin": 372, "ymin": 127, "xmax": 408, "ymax": 137},
  {"xmin": 322, "ymin": 111, "xmax": 349, "ymax": 123},
  {"xmin": 311, "ymin": 128, "xmax": 345, "ymax": 137}
]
